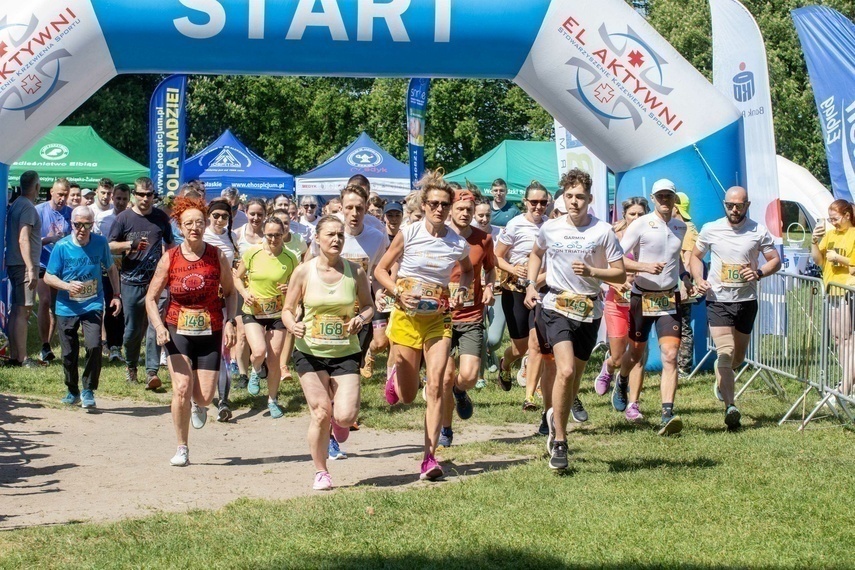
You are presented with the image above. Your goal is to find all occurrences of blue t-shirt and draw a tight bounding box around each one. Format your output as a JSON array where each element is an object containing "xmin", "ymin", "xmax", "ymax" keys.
[
  {"xmin": 46, "ymin": 234, "xmax": 114, "ymax": 317},
  {"xmin": 35, "ymin": 202, "xmax": 72, "ymax": 268}
]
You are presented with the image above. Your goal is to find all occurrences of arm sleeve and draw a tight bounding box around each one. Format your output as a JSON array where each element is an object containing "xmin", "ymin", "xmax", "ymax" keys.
[
  {"xmin": 458, "ymin": 241, "xmax": 471, "ymax": 261},
  {"xmin": 497, "ymin": 222, "xmax": 515, "ymax": 247},
  {"xmin": 46, "ymin": 243, "xmax": 63, "ymax": 277},
  {"xmin": 534, "ymin": 225, "xmax": 548, "ymax": 251},
  {"xmin": 108, "ymin": 214, "xmax": 124, "ymax": 242},
  {"xmin": 759, "ymin": 229, "xmax": 776, "ymax": 254},
  {"xmin": 619, "ymin": 218, "xmax": 642, "ymax": 253},
  {"xmin": 604, "ymin": 230, "xmax": 624, "ymax": 263},
  {"xmin": 22, "ymin": 204, "xmax": 38, "ymax": 229},
  {"xmin": 818, "ymin": 233, "xmax": 829, "ymax": 253},
  {"xmin": 694, "ymin": 225, "xmax": 711, "ymax": 255}
]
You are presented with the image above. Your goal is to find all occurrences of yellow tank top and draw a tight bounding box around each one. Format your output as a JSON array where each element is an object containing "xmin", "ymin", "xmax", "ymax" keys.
[{"xmin": 295, "ymin": 258, "xmax": 360, "ymax": 358}]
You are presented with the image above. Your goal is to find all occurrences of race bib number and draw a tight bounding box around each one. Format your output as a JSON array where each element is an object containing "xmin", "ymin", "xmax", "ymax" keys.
[
  {"xmin": 70, "ymin": 279, "xmax": 98, "ymax": 302},
  {"xmin": 449, "ymin": 283, "xmax": 475, "ymax": 308},
  {"xmin": 310, "ymin": 315, "xmax": 349, "ymax": 345},
  {"xmin": 344, "ymin": 255, "xmax": 370, "ymax": 272},
  {"xmin": 177, "ymin": 308, "xmax": 212, "ymax": 336},
  {"xmin": 396, "ymin": 278, "xmax": 448, "ymax": 315},
  {"xmin": 253, "ymin": 296, "xmax": 283, "ymax": 318},
  {"xmin": 721, "ymin": 263, "xmax": 747, "ymax": 287},
  {"xmin": 615, "ymin": 288, "xmax": 631, "ymax": 307},
  {"xmin": 641, "ymin": 291, "xmax": 677, "ymax": 316},
  {"xmin": 554, "ymin": 292, "xmax": 595, "ymax": 322}
]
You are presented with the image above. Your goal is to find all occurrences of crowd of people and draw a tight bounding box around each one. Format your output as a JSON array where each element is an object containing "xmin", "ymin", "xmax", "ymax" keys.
[{"xmin": 4, "ymin": 168, "xmax": 855, "ymax": 487}]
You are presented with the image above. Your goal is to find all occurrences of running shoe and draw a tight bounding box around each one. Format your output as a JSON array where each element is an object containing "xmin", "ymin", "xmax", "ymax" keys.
[
  {"xmin": 384, "ymin": 365, "xmax": 399, "ymax": 405},
  {"xmin": 102, "ymin": 343, "xmax": 110, "ymax": 358},
  {"xmin": 438, "ymin": 427, "xmax": 453, "ymax": 448},
  {"xmin": 713, "ymin": 358, "xmax": 724, "ymax": 402},
  {"xmin": 236, "ymin": 374, "xmax": 249, "ymax": 390},
  {"xmin": 571, "ymin": 396, "xmax": 588, "ymax": 423},
  {"xmin": 594, "ymin": 360, "xmax": 613, "ymax": 396},
  {"xmin": 328, "ymin": 437, "xmax": 347, "ymax": 460},
  {"xmin": 109, "ymin": 346, "xmax": 123, "ymax": 363},
  {"xmin": 497, "ymin": 358, "xmax": 513, "ymax": 392},
  {"xmin": 360, "ymin": 352, "xmax": 375, "ymax": 379},
  {"xmin": 217, "ymin": 402, "xmax": 232, "ymax": 423},
  {"xmin": 475, "ymin": 378, "xmax": 486, "ymax": 390},
  {"xmin": 549, "ymin": 441, "xmax": 569, "ymax": 470},
  {"xmin": 228, "ymin": 359, "xmax": 239, "ymax": 379},
  {"xmin": 453, "ymin": 387, "xmax": 473, "ymax": 420},
  {"xmin": 257, "ymin": 361, "xmax": 269, "ymax": 380},
  {"xmin": 267, "ymin": 399, "xmax": 284, "ymax": 419},
  {"xmin": 170, "ymin": 445, "xmax": 189, "ymax": 467},
  {"xmin": 419, "ymin": 454, "xmax": 443, "ymax": 481},
  {"xmin": 61, "ymin": 392, "xmax": 80, "ymax": 405},
  {"xmin": 330, "ymin": 415, "xmax": 350, "ymax": 443},
  {"xmin": 159, "ymin": 349, "xmax": 167, "ymax": 367},
  {"xmin": 538, "ymin": 411, "xmax": 549, "ymax": 436},
  {"xmin": 545, "ymin": 407, "xmax": 556, "ymax": 454},
  {"xmin": 191, "ymin": 403, "xmax": 208, "ymax": 429},
  {"xmin": 40, "ymin": 346, "xmax": 55, "ymax": 362},
  {"xmin": 80, "ymin": 390, "xmax": 96, "ymax": 409},
  {"xmin": 611, "ymin": 376, "xmax": 628, "ymax": 412},
  {"xmin": 22, "ymin": 358, "xmax": 43, "ymax": 369},
  {"xmin": 625, "ymin": 402, "xmax": 643, "ymax": 423},
  {"xmin": 516, "ymin": 355, "xmax": 528, "ymax": 387},
  {"xmin": 125, "ymin": 366, "xmax": 139, "ymax": 384},
  {"xmin": 145, "ymin": 371, "xmax": 162, "ymax": 391},
  {"xmin": 313, "ymin": 470, "xmax": 333, "ymax": 490},
  {"xmin": 657, "ymin": 413, "xmax": 683, "ymax": 436},
  {"xmin": 724, "ymin": 405, "xmax": 741, "ymax": 430},
  {"xmin": 247, "ymin": 370, "xmax": 260, "ymax": 396},
  {"xmin": 523, "ymin": 398, "xmax": 539, "ymax": 412}
]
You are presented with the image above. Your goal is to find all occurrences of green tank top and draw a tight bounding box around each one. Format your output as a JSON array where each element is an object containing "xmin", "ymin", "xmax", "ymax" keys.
[
  {"xmin": 295, "ymin": 258, "xmax": 360, "ymax": 358},
  {"xmin": 241, "ymin": 244, "xmax": 299, "ymax": 318}
]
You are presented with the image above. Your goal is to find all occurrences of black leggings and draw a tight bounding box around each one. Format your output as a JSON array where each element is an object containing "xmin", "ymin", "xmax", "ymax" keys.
[{"xmin": 501, "ymin": 289, "xmax": 532, "ymax": 341}]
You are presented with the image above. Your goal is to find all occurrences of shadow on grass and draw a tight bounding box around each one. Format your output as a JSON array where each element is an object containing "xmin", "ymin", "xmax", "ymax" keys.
[{"xmin": 605, "ymin": 456, "xmax": 717, "ymax": 473}]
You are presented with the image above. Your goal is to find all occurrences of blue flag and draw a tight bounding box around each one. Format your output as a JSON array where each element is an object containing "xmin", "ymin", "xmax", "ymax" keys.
[
  {"xmin": 407, "ymin": 78, "xmax": 430, "ymax": 191},
  {"xmin": 149, "ymin": 75, "xmax": 188, "ymax": 196},
  {"xmin": 792, "ymin": 6, "xmax": 855, "ymax": 203}
]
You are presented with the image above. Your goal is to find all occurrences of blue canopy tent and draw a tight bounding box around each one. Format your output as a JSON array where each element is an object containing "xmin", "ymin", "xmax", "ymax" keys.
[
  {"xmin": 296, "ymin": 132, "xmax": 410, "ymax": 197},
  {"xmin": 184, "ymin": 130, "xmax": 294, "ymax": 199}
]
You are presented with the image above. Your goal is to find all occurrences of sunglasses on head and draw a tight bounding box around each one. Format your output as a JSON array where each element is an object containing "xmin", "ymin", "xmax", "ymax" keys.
[
  {"xmin": 425, "ymin": 200, "xmax": 451, "ymax": 211},
  {"xmin": 72, "ymin": 222, "xmax": 93, "ymax": 230}
]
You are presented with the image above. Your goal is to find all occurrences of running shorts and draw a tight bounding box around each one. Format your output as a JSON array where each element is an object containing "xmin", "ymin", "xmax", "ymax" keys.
[
  {"xmin": 707, "ymin": 300, "xmax": 758, "ymax": 335},
  {"xmin": 165, "ymin": 326, "xmax": 223, "ymax": 371},
  {"xmin": 629, "ymin": 292, "xmax": 682, "ymax": 344},
  {"xmin": 387, "ymin": 310, "xmax": 452, "ymax": 350},
  {"xmin": 292, "ymin": 349, "xmax": 360, "ymax": 377},
  {"xmin": 529, "ymin": 303, "xmax": 553, "ymax": 356},
  {"xmin": 8, "ymin": 265, "xmax": 35, "ymax": 307},
  {"xmin": 541, "ymin": 308, "xmax": 600, "ymax": 361},
  {"xmin": 604, "ymin": 297, "xmax": 630, "ymax": 339},
  {"xmin": 451, "ymin": 321, "xmax": 484, "ymax": 357},
  {"xmin": 242, "ymin": 313, "xmax": 286, "ymax": 331}
]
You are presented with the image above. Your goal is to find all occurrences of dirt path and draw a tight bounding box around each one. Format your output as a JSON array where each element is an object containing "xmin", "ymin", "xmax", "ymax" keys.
[{"xmin": 0, "ymin": 394, "xmax": 535, "ymax": 529}]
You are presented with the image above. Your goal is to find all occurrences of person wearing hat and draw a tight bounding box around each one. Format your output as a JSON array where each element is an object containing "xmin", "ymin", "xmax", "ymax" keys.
[
  {"xmin": 614, "ymin": 178, "xmax": 692, "ymax": 436},
  {"xmin": 673, "ymin": 191, "xmax": 699, "ymax": 377}
]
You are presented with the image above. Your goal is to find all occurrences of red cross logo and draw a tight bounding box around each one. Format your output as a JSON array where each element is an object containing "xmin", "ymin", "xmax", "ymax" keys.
[
  {"xmin": 21, "ymin": 74, "xmax": 42, "ymax": 95},
  {"xmin": 628, "ymin": 50, "xmax": 645, "ymax": 67},
  {"xmin": 594, "ymin": 83, "xmax": 614, "ymax": 104}
]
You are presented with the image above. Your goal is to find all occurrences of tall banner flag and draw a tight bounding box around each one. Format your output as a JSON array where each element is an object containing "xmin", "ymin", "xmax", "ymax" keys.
[
  {"xmin": 406, "ymin": 78, "xmax": 430, "ymax": 191},
  {"xmin": 554, "ymin": 120, "xmax": 609, "ymax": 221},
  {"xmin": 149, "ymin": 74, "xmax": 188, "ymax": 195},
  {"xmin": 710, "ymin": 0, "xmax": 782, "ymax": 241},
  {"xmin": 792, "ymin": 6, "xmax": 855, "ymax": 203}
]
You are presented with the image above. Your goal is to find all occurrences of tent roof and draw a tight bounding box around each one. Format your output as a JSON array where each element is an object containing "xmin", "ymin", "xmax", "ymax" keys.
[
  {"xmin": 184, "ymin": 129, "xmax": 294, "ymax": 198},
  {"xmin": 446, "ymin": 141, "xmax": 559, "ymax": 198},
  {"xmin": 9, "ymin": 126, "xmax": 149, "ymax": 186}
]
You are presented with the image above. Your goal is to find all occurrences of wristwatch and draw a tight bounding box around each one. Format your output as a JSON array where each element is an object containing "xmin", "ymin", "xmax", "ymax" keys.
[
  {"xmin": 756, "ymin": 269, "xmax": 764, "ymax": 279},
  {"xmin": 227, "ymin": 318, "xmax": 237, "ymax": 326},
  {"xmin": 523, "ymin": 279, "xmax": 535, "ymax": 288}
]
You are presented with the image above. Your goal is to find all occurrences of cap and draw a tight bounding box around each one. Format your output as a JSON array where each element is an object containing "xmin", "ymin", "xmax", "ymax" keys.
[
  {"xmin": 554, "ymin": 196, "xmax": 568, "ymax": 214},
  {"xmin": 384, "ymin": 202, "xmax": 403, "ymax": 214},
  {"xmin": 675, "ymin": 192, "xmax": 691, "ymax": 220},
  {"xmin": 453, "ymin": 189, "xmax": 476, "ymax": 203},
  {"xmin": 81, "ymin": 187, "xmax": 96, "ymax": 196},
  {"xmin": 651, "ymin": 179, "xmax": 677, "ymax": 195}
]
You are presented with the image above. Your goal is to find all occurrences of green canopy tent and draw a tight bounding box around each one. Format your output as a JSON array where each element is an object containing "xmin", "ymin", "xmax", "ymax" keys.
[
  {"xmin": 446, "ymin": 140, "xmax": 559, "ymax": 200},
  {"xmin": 9, "ymin": 126, "xmax": 149, "ymax": 188}
]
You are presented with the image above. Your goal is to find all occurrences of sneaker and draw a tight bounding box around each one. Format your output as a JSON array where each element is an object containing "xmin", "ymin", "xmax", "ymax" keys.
[
  {"xmin": 360, "ymin": 353, "xmax": 375, "ymax": 379},
  {"xmin": 713, "ymin": 358, "xmax": 724, "ymax": 402},
  {"xmin": 80, "ymin": 389, "xmax": 96, "ymax": 409},
  {"xmin": 191, "ymin": 403, "xmax": 207, "ymax": 429},
  {"xmin": 22, "ymin": 357, "xmax": 42, "ymax": 369},
  {"xmin": 657, "ymin": 413, "xmax": 683, "ymax": 436},
  {"xmin": 384, "ymin": 365, "xmax": 399, "ymax": 405},
  {"xmin": 453, "ymin": 386, "xmax": 473, "ymax": 420},
  {"xmin": 419, "ymin": 454, "xmax": 443, "ymax": 481},
  {"xmin": 725, "ymin": 405, "xmax": 741, "ymax": 430},
  {"xmin": 159, "ymin": 349, "xmax": 167, "ymax": 367},
  {"xmin": 247, "ymin": 370, "xmax": 260, "ymax": 396},
  {"xmin": 438, "ymin": 427, "xmax": 453, "ymax": 448},
  {"xmin": 517, "ymin": 355, "xmax": 528, "ymax": 387},
  {"xmin": 217, "ymin": 403, "xmax": 232, "ymax": 423},
  {"xmin": 228, "ymin": 359, "xmax": 239, "ymax": 379},
  {"xmin": 475, "ymin": 378, "xmax": 486, "ymax": 390},
  {"xmin": 170, "ymin": 445, "xmax": 189, "ymax": 467},
  {"xmin": 145, "ymin": 371, "xmax": 162, "ymax": 391},
  {"xmin": 236, "ymin": 374, "xmax": 249, "ymax": 390},
  {"xmin": 313, "ymin": 470, "xmax": 333, "ymax": 490},
  {"xmin": 611, "ymin": 376, "xmax": 628, "ymax": 412},
  {"xmin": 267, "ymin": 400, "xmax": 284, "ymax": 419},
  {"xmin": 595, "ymin": 360, "xmax": 613, "ymax": 396},
  {"xmin": 523, "ymin": 398, "xmax": 539, "ymax": 412},
  {"xmin": 571, "ymin": 396, "xmax": 588, "ymax": 423},
  {"xmin": 257, "ymin": 361, "xmax": 268, "ymax": 380},
  {"xmin": 40, "ymin": 346, "xmax": 55, "ymax": 362},
  {"xmin": 549, "ymin": 440, "xmax": 569, "ymax": 470},
  {"xmin": 545, "ymin": 408, "xmax": 556, "ymax": 454},
  {"xmin": 102, "ymin": 343, "xmax": 110, "ymax": 358},
  {"xmin": 328, "ymin": 437, "xmax": 347, "ymax": 460},
  {"xmin": 109, "ymin": 346, "xmax": 123, "ymax": 362},
  {"xmin": 125, "ymin": 366, "xmax": 139, "ymax": 384},
  {"xmin": 538, "ymin": 411, "xmax": 549, "ymax": 436},
  {"xmin": 497, "ymin": 357, "xmax": 513, "ymax": 392},
  {"xmin": 60, "ymin": 392, "xmax": 80, "ymax": 405},
  {"xmin": 330, "ymin": 415, "xmax": 350, "ymax": 443},
  {"xmin": 625, "ymin": 402, "xmax": 643, "ymax": 423}
]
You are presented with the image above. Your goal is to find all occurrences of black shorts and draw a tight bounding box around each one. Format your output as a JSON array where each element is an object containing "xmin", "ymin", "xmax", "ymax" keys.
[
  {"xmin": 707, "ymin": 300, "xmax": 758, "ymax": 335},
  {"xmin": 292, "ymin": 349, "xmax": 360, "ymax": 377},
  {"xmin": 165, "ymin": 326, "xmax": 223, "ymax": 371},
  {"xmin": 541, "ymin": 308, "xmax": 600, "ymax": 361},
  {"xmin": 373, "ymin": 311, "xmax": 390, "ymax": 328},
  {"xmin": 242, "ymin": 313, "xmax": 286, "ymax": 331},
  {"xmin": 451, "ymin": 321, "xmax": 484, "ymax": 357},
  {"xmin": 501, "ymin": 288, "xmax": 532, "ymax": 340},
  {"xmin": 629, "ymin": 292, "xmax": 682, "ymax": 343},
  {"xmin": 529, "ymin": 304, "xmax": 552, "ymax": 355}
]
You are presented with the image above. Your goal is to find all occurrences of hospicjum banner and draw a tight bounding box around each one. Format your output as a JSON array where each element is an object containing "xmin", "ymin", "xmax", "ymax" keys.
[
  {"xmin": 407, "ymin": 78, "xmax": 430, "ymax": 191},
  {"xmin": 792, "ymin": 6, "xmax": 855, "ymax": 204},
  {"xmin": 149, "ymin": 74, "xmax": 188, "ymax": 195}
]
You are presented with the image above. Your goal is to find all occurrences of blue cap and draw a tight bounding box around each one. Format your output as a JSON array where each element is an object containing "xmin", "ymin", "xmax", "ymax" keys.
[{"xmin": 384, "ymin": 202, "xmax": 403, "ymax": 214}]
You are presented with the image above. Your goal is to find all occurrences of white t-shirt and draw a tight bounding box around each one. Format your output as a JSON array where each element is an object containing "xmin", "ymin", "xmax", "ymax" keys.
[
  {"xmin": 290, "ymin": 220, "xmax": 314, "ymax": 245},
  {"xmin": 620, "ymin": 212, "xmax": 686, "ymax": 293},
  {"xmin": 695, "ymin": 217, "xmax": 776, "ymax": 303},
  {"xmin": 203, "ymin": 227, "xmax": 239, "ymax": 267},
  {"xmin": 311, "ymin": 223, "xmax": 389, "ymax": 279},
  {"xmin": 397, "ymin": 221, "xmax": 470, "ymax": 286},
  {"xmin": 536, "ymin": 215, "xmax": 623, "ymax": 321},
  {"xmin": 300, "ymin": 215, "xmax": 319, "ymax": 227},
  {"xmin": 232, "ymin": 209, "xmax": 248, "ymax": 230},
  {"xmin": 498, "ymin": 214, "xmax": 544, "ymax": 266},
  {"xmin": 94, "ymin": 208, "xmax": 116, "ymax": 237},
  {"xmin": 473, "ymin": 221, "xmax": 501, "ymax": 244}
]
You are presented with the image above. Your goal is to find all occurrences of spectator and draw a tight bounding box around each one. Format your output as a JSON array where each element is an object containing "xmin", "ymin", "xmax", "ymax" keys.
[
  {"xmin": 489, "ymin": 178, "xmax": 521, "ymax": 227},
  {"xmin": 68, "ymin": 183, "xmax": 82, "ymax": 208},
  {"xmin": 300, "ymin": 195, "xmax": 320, "ymax": 226}
]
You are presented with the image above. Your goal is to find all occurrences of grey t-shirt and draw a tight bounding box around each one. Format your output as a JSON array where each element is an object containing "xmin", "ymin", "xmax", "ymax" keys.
[{"xmin": 5, "ymin": 196, "xmax": 41, "ymax": 268}]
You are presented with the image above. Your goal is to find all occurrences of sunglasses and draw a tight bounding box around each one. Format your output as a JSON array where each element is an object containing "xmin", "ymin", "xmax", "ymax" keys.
[
  {"xmin": 425, "ymin": 200, "xmax": 451, "ymax": 211},
  {"xmin": 135, "ymin": 191, "xmax": 154, "ymax": 198},
  {"xmin": 72, "ymin": 222, "xmax": 93, "ymax": 230},
  {"xmin": 302, "ymin": 204, "xmax": 317, "ymax": 209},
  {"xmin": 265, "ymin": 233, "xmax": 284, "ymax": 239},
  {"xmin": 724, "ymin": 202, "xmax": 747, "ymax": 211},
  {"xmin": 527, "ymin": 199, "xmax": 548, "ymax": 207},
  {"xmin": 210, "ymin": 212, "xmax": 230, "ymax": 220}
]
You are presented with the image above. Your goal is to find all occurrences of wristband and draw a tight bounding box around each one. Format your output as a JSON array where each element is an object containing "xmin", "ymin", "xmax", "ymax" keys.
[{"xmin": 680, "ymin": 271, "xmax": 691, "ymax": 280}]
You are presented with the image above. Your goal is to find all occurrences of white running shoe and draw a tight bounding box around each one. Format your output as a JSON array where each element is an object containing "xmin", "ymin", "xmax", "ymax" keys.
[
  {"xmin": 191, "ymin": 404, "xmax": 207, "ymax": 429},
  {"xmin": 170, "ymin": 445, "xmax": 189, "ymax": 467},
  {"xmin": 517, "ymin": 355, "xmax": 528, "ymax": 387}
]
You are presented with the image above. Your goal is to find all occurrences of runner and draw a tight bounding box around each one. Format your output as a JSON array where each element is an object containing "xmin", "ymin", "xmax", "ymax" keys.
[
  {"xmin": 690, "ymin": 186, "xmax": 780, "ymax": 429},
  {"xmin": 282, "ymin": 216, "xmax": 375, "ymax": 490},
  {"xmin": 524, "ymin": 168, "xmax": 625, "ymax": 470},
  {"xmin": 375, "ymin": 170, "xmax": 473, "ymax": 480},
  {"xmin": 439, "ymin": 189, "xmax": 495, "ymax": 447},
  {"xmin": 233, "ymin": 217, "xmax": 299, "ymax": 418},
  {"xmin": 271, "ymin": 207, "xmax": 308, "ymax": 383},
  {"xmin": 674, "ymin": 192, "xmax": 699, "ymax": 377},
  {"xmin": 489, "ymin": 178, "xmax": 521, "ymax": 227},
  {"xmin": 494, "ymin": 182, "xmax": 549, "ymax": 391},
  {"xmin": 95, "ymin": 183, "xmax": 130, "ymax": 362},
  {"xmin": 300, "ymin": 195, "xmax": 320, "ymax": 227},
  {"xmin": 146, "ymin": 196, "xmax": 237, "ymax": 466},
  {"xmin": 594, "ymin": 197, "xmax": 649, "ymax": 396},
  {"xmin": 45, "ymin": 206, "xmax": 122, "ymax": 409},
  {"xmin": 474, "ymin": 199, "xmax": 503, "ymax": 379},
  {"xmin": 232, "ymin": 198, "xmax": 267, "ymax": 389},
  {"xmin": 614, "ymin": 179, "xmax": 692, "ymax": 436}
]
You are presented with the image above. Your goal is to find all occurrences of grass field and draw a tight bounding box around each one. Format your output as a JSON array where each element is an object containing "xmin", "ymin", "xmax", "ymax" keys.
[{"xmin": 1, "ymin": 325, "xmax": 853, "ymax": 568}]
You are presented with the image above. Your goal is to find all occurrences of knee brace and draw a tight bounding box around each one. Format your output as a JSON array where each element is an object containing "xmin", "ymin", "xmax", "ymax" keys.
[{"xmin": 715, "ymin": 334, "xmax": 735, "ymax": 370}]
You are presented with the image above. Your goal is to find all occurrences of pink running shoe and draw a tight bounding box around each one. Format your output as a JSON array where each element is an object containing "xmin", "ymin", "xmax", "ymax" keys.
[
  {"xmin": 625, "ymin": 402, "xmax": 644, "ymax": 423},
  {"xmin": 313, "ymin": 470, "xmax": 332, "ymax": 491},
  {"xmin": 595, "ymin": 360, "xmax": 613, "ymax": 396},
  {"xmin": 385, "ymin": 365, "xmax": 400, "ymax": 405},
  {"xmin": 420, "ymin": 454, "xmax": 443, "ymax": 481}
]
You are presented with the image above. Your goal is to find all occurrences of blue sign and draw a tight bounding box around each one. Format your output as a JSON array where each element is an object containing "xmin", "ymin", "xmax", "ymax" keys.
[
  {"xmin": 407, "ymin": 78, "xmax": 430, "ymax": 190},
  {"xmin": 149, "ymin": 74, "xmax": 188, "ymax": 195}
]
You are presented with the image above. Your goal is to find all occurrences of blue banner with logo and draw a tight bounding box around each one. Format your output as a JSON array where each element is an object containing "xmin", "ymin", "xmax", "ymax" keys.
[
  {"xmin": 407, "ymin": 78, "xmax": 430, "ymax": 190},
  {"xmin": 792, "ymin": 6, "xmax": 855, "ymax": 203},
  {"xmin": 149, "ymin": 74, "xmax": 188, "ymax": 195}
]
